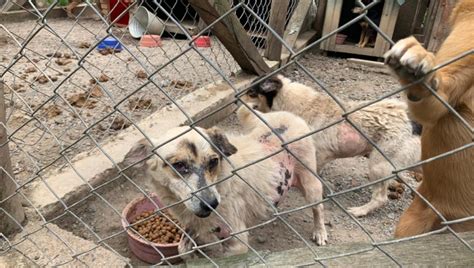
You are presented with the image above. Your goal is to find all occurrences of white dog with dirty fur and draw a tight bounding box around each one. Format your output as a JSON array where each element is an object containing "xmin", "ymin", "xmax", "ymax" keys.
[
  {"xmin": 241, "ymin": 75, "xmax": 421, "ymax": 217},
  {"xmin": 124, "ymin": 105, "xmax": 327, "ymax": 258}
]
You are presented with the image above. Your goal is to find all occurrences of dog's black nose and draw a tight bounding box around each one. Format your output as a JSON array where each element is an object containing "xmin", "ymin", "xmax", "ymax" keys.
[{"xmin": 200, "ymin": 199, "xmax": 219, "ymax": 212}]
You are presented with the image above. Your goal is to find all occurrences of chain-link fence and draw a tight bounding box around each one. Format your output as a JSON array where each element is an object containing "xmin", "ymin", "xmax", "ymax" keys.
[{"xmin": 1, "ymin": 0, "xmax": 473, "ymax": 266}]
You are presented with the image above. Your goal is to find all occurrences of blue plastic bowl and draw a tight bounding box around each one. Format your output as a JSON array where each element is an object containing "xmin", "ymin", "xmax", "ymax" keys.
[{"xmin": 97, "ymin": 37, "xmax": 123, "ymax": 51}]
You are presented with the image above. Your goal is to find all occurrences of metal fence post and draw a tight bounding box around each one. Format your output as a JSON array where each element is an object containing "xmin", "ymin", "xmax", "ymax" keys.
[{"xmin": 0, "ymin": 79, "xmax": 25, "ymax": 235}]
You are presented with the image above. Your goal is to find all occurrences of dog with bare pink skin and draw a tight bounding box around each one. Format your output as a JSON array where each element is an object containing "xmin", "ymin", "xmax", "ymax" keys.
[
  {"xmin": 241, "ymin": 75, "xmax": 422, "ymax": 217},
  {"xmin": 124, "ymin": 106, "xmax": 327, "ymax": 258}
]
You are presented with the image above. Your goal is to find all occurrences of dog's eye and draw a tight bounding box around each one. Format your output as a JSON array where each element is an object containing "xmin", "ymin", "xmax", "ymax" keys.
[
  {"xmin": 172, "ymin": 161, "xmax": 189, "ymax": 175},
  {"xmin": 208, "ymin": 158, "xmax": 219, "ymax": 170},
  {"xmin": 247, "ymin": 91, "xmax": 258, "ymax": 98}
]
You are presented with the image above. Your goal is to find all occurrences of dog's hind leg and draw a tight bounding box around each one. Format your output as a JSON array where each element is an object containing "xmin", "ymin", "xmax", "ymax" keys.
[
  {"xmin": 295, "ymin": 160, "xmax": 328, "ymax": 245},
  {"xmin": 348, "ymin": 152, "xmax": 391, "ymax": 217},
  {"xmin": 395, "ymin": 194, "xmax": 440, "ymax": 237}
]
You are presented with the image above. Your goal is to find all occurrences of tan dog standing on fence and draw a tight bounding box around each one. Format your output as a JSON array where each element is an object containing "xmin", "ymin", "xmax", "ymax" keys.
[
  {"xmin": 124, "ymin": 106, "xmax": 327, "ymax": 258},
  {"xmin": 384, "ymin": 0, "xmax": 474, "ymax": 237},
  {"xmin": 241, "ymin": 75, "xmax": 422, "ymax": 217}
]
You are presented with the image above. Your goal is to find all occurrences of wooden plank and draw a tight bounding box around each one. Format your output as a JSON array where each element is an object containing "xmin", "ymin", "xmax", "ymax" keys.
[
  {"xmin": 320, "ymin": 0, "xmax": 342, "ymax": 51},
  {"xmin": 0, "ymin": 80, "xmax": 25, "ymax": 235},
  {"xmin": 373, "ymin": 0, "xmax": 399, "ymax": 57},
  {"xmin": 188, "ymin": 0, "xmax": 270, "ymax": 75},
  {"xmin": 280, "ymin": 29, "xmax": 317, "ymax": 65},
  {"xmin": 313, "ymin": 0, "xmax": 327, "ymax": 39},
  {"xmin": 264, "ymin": 0, "xmax": 290, "ymax": 61},
  {"xmin": 347, "ymin": 58, "xmax": 385, "ymax": 68},
  {"xmin": 427, "ymin": 0, "xmax": 457, "ymax": 52},
  {"xmin": 281, "ymin": 0, "xmax": 313, "ymax": 55}
]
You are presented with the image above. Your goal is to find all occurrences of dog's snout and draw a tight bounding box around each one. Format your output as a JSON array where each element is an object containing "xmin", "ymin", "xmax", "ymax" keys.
[{"xmin": 200, "ymin": 199, "xmax": 219, "ymax": 212}]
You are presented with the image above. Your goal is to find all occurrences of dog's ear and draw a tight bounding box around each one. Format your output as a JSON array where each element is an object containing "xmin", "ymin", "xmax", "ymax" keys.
[
  {"xmin": 206, "ymin": 127, "xmax": 237, "ymax": 157},
  {"xmin": 123, "ymin": 139, "xmax": 153, "ymax": 168},
  {"xmin": 258, "ymin": 75, "xmax": 283, "ymax": 93}
]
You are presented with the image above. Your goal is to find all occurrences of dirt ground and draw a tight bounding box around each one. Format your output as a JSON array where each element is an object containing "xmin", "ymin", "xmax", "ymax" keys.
[
  {"xmin": 46, "ymin": 52, "xmax": 420, "ymax": 265},
  {"xmin": 2, "ymin": 11, "xmax": 421, "ymax": 267},
  {"xmin": 1, "ymin": 18, "xmax": 238, "ymax": 185}
]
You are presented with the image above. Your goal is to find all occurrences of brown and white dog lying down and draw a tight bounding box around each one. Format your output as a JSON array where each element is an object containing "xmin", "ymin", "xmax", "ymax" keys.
[
  {"xmin": 124, "ymin": 106, "xmax": 327, "ymax": 258},
  {"xmin": 241, "ymin": 75, "xmax": 421, "ymax": 217},
  {"xmin": 384, "ymin": 0, "xmax": 474, "ymax": 237}
]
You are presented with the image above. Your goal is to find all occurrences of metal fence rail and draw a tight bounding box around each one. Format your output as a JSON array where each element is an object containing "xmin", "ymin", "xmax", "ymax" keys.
[{"xmin": 1, "ymin": 0, "xmax": 473, "ymax": 266}]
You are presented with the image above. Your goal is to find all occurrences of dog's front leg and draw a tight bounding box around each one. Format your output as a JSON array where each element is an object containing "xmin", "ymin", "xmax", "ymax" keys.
[
  {"xmin": 295, "ymin": 160, "xmax": 328, "ymax": 245},
  {"xmin": 383, "ymin": 36, "xmax": 470, "ymax": 126},
  {"xmin": 178, "ymin": 229, "xmax": 225, "ymax": 259},
  {"xmin": 223, "ymin": 232, "xmax": 249, "ymax": 257}
]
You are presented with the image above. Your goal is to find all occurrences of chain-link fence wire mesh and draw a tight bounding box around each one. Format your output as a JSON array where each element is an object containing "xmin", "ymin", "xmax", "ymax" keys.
[{"xmin": 1, "ymin": 0, "xmax": 473, "ymax": 266}]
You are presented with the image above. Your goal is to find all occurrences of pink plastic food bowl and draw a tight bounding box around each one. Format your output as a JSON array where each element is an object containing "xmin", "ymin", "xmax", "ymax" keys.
[
  {"xmin": 122, "ymin": 195, "xmax": 181, "ymax": 264},
  {"xmin": 140, "ymin": 35, "xmax": 162, "ymax": 48},
  {"xmin": 193, "ymin": 35, "xmax": 211, "ymax": 47},
  {"xmin": 335, "ymin": 33, "xmax": 347, "ymax": 45}
]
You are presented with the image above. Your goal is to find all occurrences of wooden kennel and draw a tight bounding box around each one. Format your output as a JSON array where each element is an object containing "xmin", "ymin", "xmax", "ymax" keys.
[{"xmin": 320, "ymin": 0, "xmax": 400, "ymax": 58}]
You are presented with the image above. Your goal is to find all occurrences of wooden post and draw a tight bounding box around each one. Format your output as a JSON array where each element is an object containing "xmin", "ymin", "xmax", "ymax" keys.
[
  {"xmin": 264, "ymin": 0, "xmax": 290, "ymax": 61},
  {"xmin": 188, "ymin": 0, "xmax": 270, "ymax": 75},
  {"xmin": 313, "ymin": 0, "xmax": 327, "ymax": 39},
  {"xmin": 281, "ymin": 0, "xmax": 313, "ymax": 55},
  {"xmin": 0, "ymin": 80, "xmax": 25, "ymax": 235},
  {"xmin": 427, "ymin": 0, "xmax": 457, "ymax": 52}
]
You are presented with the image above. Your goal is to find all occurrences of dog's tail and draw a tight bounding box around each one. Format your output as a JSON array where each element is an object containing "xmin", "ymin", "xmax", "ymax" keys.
[{"xmin": 411, "ymin": 120, "xmax": 423, "ymax": 136}]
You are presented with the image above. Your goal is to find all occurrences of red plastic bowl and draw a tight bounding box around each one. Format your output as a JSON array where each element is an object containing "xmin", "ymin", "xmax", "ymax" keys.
[
  {"xmin": 121, "ymin": 195, "xmax": 181, "ymax": 264},
  {"xmin": 193, "ymin": 36, "xmax": 211, "ymax": 47}
]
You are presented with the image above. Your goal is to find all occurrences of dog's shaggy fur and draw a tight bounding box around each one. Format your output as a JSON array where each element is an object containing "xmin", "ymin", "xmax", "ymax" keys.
[
  {"xmin": 241, "ymin": 75, "xmax": 421, "ymax": 217},
  {"xmin": 124, "ymin": 107, "xmax": 327, "ymax": 257},
  {"xmin": 384, "ymin": 0, "xmax": 474, "ymax": 237}
]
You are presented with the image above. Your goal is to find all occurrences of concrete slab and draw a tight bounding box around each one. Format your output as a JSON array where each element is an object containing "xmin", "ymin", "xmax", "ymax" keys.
[
  {"xmin": 0, "ymin": 222, "xmax": 129, "ymax": 267},
  {"xmin": 27, "ymin": 73, "xmax": 256, "ymax": 219},
  {"xmin": 185, "ymin": 232, "xmax": 474, "ymax": 267}
]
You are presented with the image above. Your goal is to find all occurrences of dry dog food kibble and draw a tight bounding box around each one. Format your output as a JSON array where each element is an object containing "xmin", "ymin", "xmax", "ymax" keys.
[{"xmin": 132, "ymin": 210, "xmax": 182, "ymax": 244}]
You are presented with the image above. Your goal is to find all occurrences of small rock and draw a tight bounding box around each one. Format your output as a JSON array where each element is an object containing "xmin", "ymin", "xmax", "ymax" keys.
[
  {"xmin": 11, "ymin": 84, "xmax": 24, "ymax": 92},
  {"xmin": 33, "ymin": 75, "xmax": 48, "ymax": 84},
  {"xmin": 128, "ymin": 97, "xmax": 152, "ymax": 110},
  {"xmin": 63, "ymin": 53, "xmax": 72, "ymax": 59},
  {"xmin": 55, "ymin": 58, "xmax": 72, "ymax": 66},
  {"xmin": 44, "ymin": 105, "xmax": 62, "ymax": 118},
  {"xmin": 160, "ymin": 79, "xmax": 171, "ymax": 87},
  {"xmin": 32, "ymin": 58, "xmax": 40, "ymax": 63},
  {"xmin": 63, "ymin": 67, "xmax": 71, "ymax": 72},
  {"xmin": 46, "ymin": 52, "xmax": 62, "ymax": 58},
  {"xmin": 171, "ymin": 80, "xmax": 194, "ymax": 89},
  {"xmin": 339, "ymin": 77, "xmax": 345, "ymax": 81},
  {"xmin": 136, "ymin": 70, "xmax": 147, "ymax": 79},
  {"xmin": 89, "ymin": 85, "xmax": 103, "ymax": 97},
  {"xmin": 110, "ymin": 116, "xmax": 131, "ymax": 131},
  {"xmin": 25, "ymin": 66, "xmax": 37, "ymax": 73},
  {"xmin": 67, "ymin": 92, "xmax": 97, "ymax": 108},
  {"xmin": 98, "ymin": 74, "xmax": 109, "ymax": 82},
  {"xmin": 78, "ymin": 41, "xmax": 91, "ymax": 49},
  {"xmin": 98, "ymin": 48, "xmax": 115, "ymax": 56},
  {"xmin": 256, "ymin": 236, "xmax": 266, "ymax": 244}
]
